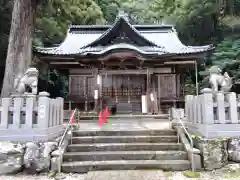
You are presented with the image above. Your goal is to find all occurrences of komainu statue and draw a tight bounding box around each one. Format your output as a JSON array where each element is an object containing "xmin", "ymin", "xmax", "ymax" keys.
[
  {"xmin": 14, "ymin": 68, "xmax": 39, "ymax": 95},
  {"xmin": 208, "ymin": 65, "xmax": 232, "ymax": 93}
]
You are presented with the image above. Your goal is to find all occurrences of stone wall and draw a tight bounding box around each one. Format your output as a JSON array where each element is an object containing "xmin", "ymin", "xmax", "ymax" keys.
[
  {"xmin": 0, "ymin": 130, "xmax": 71, "ymax": 175},
  {"xmin": 193, "ymin": 136, "xmax": 228, "ymax": 170},
  {"xmin": 192, "ymin": 136, "xmax": 240, "ymax": 170},
  {"xmin": 228, "ymin": 137, "xmax": 240, "ymax": 163}
]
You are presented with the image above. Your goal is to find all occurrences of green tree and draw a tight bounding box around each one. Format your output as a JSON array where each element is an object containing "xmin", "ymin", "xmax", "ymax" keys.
[
  {"xmin": 94, "ymin": 0, "xmax": 119, "ymax": 23},
  {"xmin": 1, "ymin": 0, "xmax": 38, "ymax": 97},
  {"xmin": 0, "ymin": 0, "xmax": 13, "ymax": 89},
  {"xmin": 35, "ymin": 0, "xmax": 105, "ymax": 47}
]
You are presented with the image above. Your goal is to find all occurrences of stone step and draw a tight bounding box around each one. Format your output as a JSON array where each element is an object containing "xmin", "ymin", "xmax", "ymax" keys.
[
  {"xmin": 64, "ymin": 110, "xmax": 169, "ymax": 120},
  {"xmin": 67, "ymin": 143, "xmax": 183, "ymax": 152},
  {"xmin": 61, "ymin": 160, "xmax": 190, "ymax": 173},
  {"xmin": 63, "ymin": 150, "xmax": 188, "ymax": 162},
  {"xmin": 71, "ymin": 135, "xmax": 178, "ymax": 144},
  {"xmin": 72, "ymin": 130, "xmax": 176, "ymax": 137}
]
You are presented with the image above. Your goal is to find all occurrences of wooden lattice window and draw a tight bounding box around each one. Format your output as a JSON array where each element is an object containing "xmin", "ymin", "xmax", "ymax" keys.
[
  {"xmin": 70, "ymin": 76, "xmax": 85, "ymax": 96},
  {"xmin": 159, "ymin": 74, "xmax": 176, "ymax": 98},
  {"xmin": 87, "ymin": 77, "xmax": 94, "ymax": 97}
]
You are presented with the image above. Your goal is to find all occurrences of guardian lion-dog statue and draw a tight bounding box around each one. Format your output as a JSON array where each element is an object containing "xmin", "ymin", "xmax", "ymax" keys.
[
  {"xmin": 14, "ymin": 68, "xmax": 39, "ymax": 95},
  {"xmin": 208, "ymin": 65, "xmax": 232, "ymax": 93}
]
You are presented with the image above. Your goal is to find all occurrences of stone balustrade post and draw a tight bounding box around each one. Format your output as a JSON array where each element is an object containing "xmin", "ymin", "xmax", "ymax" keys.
[
  {"xmin": 53, "ymin": 99, "xmax": 57, "ymax": 126},
  {"xmin": 57, "ymin": 97, "xmax": 64, "ymax": 125},
  {"xmin": 193, "ymin": 96, "xmax": 198, "ymax": 124},
  {"xmin": 201, "ymin": 92, "xmax": 214, "ymax": 125},
  {"xmin": 11, "ymin": 95, "xmax": 23, "ymax": 129},
  {"xmin": 185, "ymin": 95, "xmax": 194, "ymax": 122},
  {"xmin": 197, "ymin": 96, "xmax": 202, "ymax": 124},
  {"xmin": 216, "ymin": 92, "xmax": 225, "ymax": 124},
  {"xmin": 0, "ymin": 98, "xmax": 11, "ymax": 129},
  {"xmin": 25, "ymin": 94, "xmax": 36, "ymax": 129},
  {"xmin": 226, "ymin": 92, "xmax": 238, "ymax": 124},
  {"xmin": 38, "ymin": 92, "xmax": 50, "ymax": 128}
]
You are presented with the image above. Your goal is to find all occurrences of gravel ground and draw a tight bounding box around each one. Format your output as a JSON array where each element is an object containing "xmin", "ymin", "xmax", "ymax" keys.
[
  {"xmin": 0, "ymin": 173, "xmax": 86, "ymax": 180},
  {"xmin": 0, "ymin": 170, "xmax": 239, "ymax": 180}
]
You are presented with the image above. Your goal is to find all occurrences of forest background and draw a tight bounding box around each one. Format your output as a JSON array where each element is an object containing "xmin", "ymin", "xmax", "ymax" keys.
[{"xmin": 1, "ymin": 0, "xmax": 240, "ymax": 97}]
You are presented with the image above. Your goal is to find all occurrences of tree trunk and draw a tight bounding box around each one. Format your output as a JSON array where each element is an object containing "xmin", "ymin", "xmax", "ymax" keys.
[{"xmin": 1, "ymin": 0, "xmax": 37, "ymax": 97}]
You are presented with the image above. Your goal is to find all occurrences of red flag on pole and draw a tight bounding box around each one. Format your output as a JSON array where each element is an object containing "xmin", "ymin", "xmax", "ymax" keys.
[
  {"xmin": 98, "ymin": 111, "xmax": 104, "ymax": 126},
  {"xmin": 103, "ymin": 106, "xmax": 110, "ymax": 123}
]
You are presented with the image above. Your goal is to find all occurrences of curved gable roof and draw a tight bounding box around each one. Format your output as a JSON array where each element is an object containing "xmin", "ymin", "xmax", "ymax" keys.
[
  {"xmin": 83, "ymin": 14, "xmax": 162, "ymax": 48},
  {"xmin": 35, "ymin": 13, "xmax": 214, "ymax": 56}
]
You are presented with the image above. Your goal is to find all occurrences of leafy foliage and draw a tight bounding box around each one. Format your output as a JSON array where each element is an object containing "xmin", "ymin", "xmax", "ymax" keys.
[
  {"xmin": 38, "ymin": 68, "xmax": 69, "ymax": 98},
  {"xmin": 0, "ymin": 0, "xmax": 13, "ymax": 76},
  {"xmin": 35, "ymin": 0, "xmax": 105, "ymax": 47},
  {"xmin": 94, "ymin": 0, "xmax": 119, "ymax": 23},
  {"xmin": 34, "ymin": 0, "xmax": 106, "ymax": 97},
  {"xmin": 208, "ymin": 36, "xmax": 240, "ymax": 83},
  {"xmin": 2, "ymin": 0, "xmax": 240, "ymax": 95}
]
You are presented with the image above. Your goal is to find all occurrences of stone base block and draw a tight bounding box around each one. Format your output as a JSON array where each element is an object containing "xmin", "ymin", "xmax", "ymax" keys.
[
  {"xmin": 0, "ymin": 125, "xmax": 64, "ymax": 141},
  {"xmin": 187, "ymin": 123, "xmax": 240, "ymax": 138}
]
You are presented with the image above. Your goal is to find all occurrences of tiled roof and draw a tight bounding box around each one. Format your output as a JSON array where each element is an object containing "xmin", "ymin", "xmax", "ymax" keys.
[
  {"xmin": 35, "ymin": 13, "xmax": 213, "ymax": 56},
  {"xmin": 80, "ymin": 43, "xmax": 167, "ymax": 56}
]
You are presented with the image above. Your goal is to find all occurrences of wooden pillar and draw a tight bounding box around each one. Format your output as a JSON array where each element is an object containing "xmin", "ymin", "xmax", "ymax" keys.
[
  {"xmin": 176, "ymin": 73, "xmax": 180, "ymax": 98},
  {"xmin": 94, "ymin": 72, "xmax": 99, "ymax": 112},
  {"xmin": 128, "ymin": 75, "xmax": 130, "ymax": 103},
  {"xmin": 99, "ymin": 75, "xmax": 103, "ymax": 111},
  {"xmin": 180, "ymin": 73, "xmax": 185, "ymax": 97},
  {"xmin": 157, "ymin": 75, "xmax": 161, "ymax": 113},
  {"xmin": 68, "ymin": 101, "xmax": 72, "ymax": 110},
  {"xmin": 68, "ymin": 75, "xmax": 72, "ymax": 110},
  {"xmin": 115, "ymin": 75, "xmax": 118, "ymax": 104},
  {"xmin": 152, "ymin": 75, "xmax": 158, "ymax": 114},
  {"xmin": 146, "ymin": 68, "xmax": 151, "ymax": 113},
  {"xmin": 84, "ymin": 77, "xmax": 88, "ymax": 112}
]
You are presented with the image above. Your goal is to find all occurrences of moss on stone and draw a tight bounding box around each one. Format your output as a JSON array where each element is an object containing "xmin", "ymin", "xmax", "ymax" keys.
[
  {"xmin": 223, "ymin": 171, "xmax": 240, "ymax": 178},
  {"xmin": 48, "ymin": 172, "xmax": 57, "ymax": 178},
  {"xmin": 164, "ymin": 171, "xmax": 173, "ymax": 177},
  {"xmin": 183, "ymin": 171, "xmax": 201, "ymax": 178}
]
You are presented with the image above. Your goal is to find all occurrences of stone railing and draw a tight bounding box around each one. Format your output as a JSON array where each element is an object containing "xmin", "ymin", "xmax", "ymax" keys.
[
  {"xmin": 185, "ymin": 91, "xmax": 240, "ymax": 138},
  {"xmin": 0, "ymin": 92, "xmax": 64, "ymax": 141}
]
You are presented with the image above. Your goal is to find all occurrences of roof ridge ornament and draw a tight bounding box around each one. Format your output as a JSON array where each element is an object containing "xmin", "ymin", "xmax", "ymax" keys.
[
  {"xmin": 172, "ymin": 26, "xmax": 177, "ymax": 34},
  {"xmin": 117, "ymin": 9, "xmax": 129, "ymax": 21}
]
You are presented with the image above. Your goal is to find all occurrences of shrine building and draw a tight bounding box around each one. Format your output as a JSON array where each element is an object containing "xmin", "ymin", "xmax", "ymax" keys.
[{"xmin": 35, "ymin": 11, "xmax": 213, "ymax": 114}]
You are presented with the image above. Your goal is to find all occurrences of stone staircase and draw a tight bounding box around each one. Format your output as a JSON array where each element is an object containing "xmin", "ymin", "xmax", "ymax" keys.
[{"xmin": 61, "ymin": 129, "xmax": 190, "ymax": 173}]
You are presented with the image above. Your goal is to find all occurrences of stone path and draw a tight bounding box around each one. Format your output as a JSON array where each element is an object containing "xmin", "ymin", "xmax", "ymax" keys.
[
  {"xmin": 76, "ymin": 118, "xmax": 171, "ymax": 131},
  {"xmin": 85, "ymin": 170, "xmax": 167, "ymax": 180}
]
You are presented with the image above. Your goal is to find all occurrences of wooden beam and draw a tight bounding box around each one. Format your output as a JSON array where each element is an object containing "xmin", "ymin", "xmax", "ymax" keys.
[
  {"xmin": 99, "ymin": 69, "xmax": 149, "ymax": 75},
  {"xmin": 50, "ymin": 62, "xmax": 79, "ymax": 65},
  {"xmin": 164, "ymin": 61, "xmax": 195, "ymax": 65}
]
